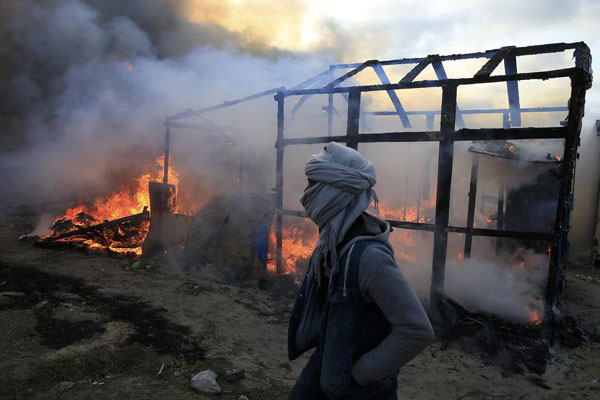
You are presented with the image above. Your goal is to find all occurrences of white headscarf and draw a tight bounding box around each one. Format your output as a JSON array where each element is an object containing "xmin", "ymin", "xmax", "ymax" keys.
[{"xmin": 299, "ymin": 142, "xmax": 378, "ymax": 286}]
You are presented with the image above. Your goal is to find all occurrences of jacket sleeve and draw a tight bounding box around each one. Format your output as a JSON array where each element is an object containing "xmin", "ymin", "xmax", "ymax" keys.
[{"xmin": 351, "ymin": 244, "xmax": 435, "ymax": 386}]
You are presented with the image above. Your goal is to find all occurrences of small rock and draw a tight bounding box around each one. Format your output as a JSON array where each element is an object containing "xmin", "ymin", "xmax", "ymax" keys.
[
  {"xmin": 591, "ymin": 378, "xmax": 598, "ymax": 385},
  {"xmin": 34, "ymin": 300, "xmax": 49, "ymax": 309},
  {"xmin": 239, "ymin": 396, "xmax": 249, "ymax": 400},
  {"xmin": 59, "ymin": 382, "xmax": 75, "ymax": 392},
  {"xmin": 225, "ymin": 368, "xmax": 245, "ymax": 383},
  {"xmin": 191, "ymin": 370, "xmax": 221, "ymax": 394},
  {"xmin": 173, "ymin": 370, "xmax": 182, "ymax": 378},
  {"xmin": 259, "ymin": 305, "xmax": 275, "ymax": 316},
  {"xmin": 145, "ymin": 264, "xmax": 154, "ymax": 272},
  {"xmin": 0, "ymin": 291, "xmax": 26, "ymax": 297}
]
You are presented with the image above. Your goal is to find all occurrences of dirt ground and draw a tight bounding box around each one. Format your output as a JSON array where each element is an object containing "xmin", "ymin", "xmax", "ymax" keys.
[{"xmin": 1, "ymin": 214, "xmax": 600, "ymax": 400}]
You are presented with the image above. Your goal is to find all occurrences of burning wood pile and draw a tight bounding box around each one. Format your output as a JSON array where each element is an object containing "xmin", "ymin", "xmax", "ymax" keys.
[{"xmin": 26, "ymin": 157, "xmax": 178, "ymax": 256}]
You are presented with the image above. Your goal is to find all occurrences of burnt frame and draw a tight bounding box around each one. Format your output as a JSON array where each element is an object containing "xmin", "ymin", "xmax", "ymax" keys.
[{"xmin": 165, "ymin": 42, "xmax": 592, "ymax": 338}]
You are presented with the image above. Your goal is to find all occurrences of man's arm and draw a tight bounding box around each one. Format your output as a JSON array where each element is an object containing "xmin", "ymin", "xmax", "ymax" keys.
[{"xmin": 351, "ymin": 244, "xmax": 435, "ymax": 386}]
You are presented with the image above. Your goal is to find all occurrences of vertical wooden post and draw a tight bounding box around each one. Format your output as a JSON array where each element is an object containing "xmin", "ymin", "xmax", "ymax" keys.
[
  {"xmin": 275, "ymin": 92, "xmax": 285, "ymax": 274},
  {"xmin": 430, "ymin": 83, "xmax": 457, "ymax": 313},
  {"xmin": 495, "ymin": 181, "xmax": 505, "ymax": 254},
  {"xmin": 346, "ymin": 89, "xmax": 361, "ymax": 150},
  {"xmin": 163, "ymin": 126, "xmax": 171, "ymax": 185},
  {"xmin": 464, "ymin": 154, "xmax": 479, "ymax": 258},
  {"xmin": 544, "ymin": 74, "xmax": 587, "ymax": 340}
]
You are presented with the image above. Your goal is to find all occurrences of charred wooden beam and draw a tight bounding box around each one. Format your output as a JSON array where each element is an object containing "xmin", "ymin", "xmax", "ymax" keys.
[
  {"xmin": 163, "ymin": 126, "xmax": 171, "ymax": 185},
  {"xmin": 281, "ymin": 68, "xmax": 578, "ymax": 96},
  {"xmin": 331, "ymin": 42, "xmax": 584, "ymax": 70},
  {"xmin": 464, "ymin": 155, "xmax": 479, "ymax": 258},
  {"xmin": 346, "ymin": 89, "xmax": 361, "ymax": 150},
  {"xmin": 167, "ymin": 87, "xmax": 285, "ymax": 120},
  {"xmin": 36, "ymin": 210, "xmax": 150, "ymax": 244},
  {"xmin": 474, "ymin": 46, "xmax": 515, "ymax": 77},
  {"xmin": 282, "ymin": 208, "xmax": 555, "ymax": 241},
  {"xmin": 430, "ymin": 83, "xmax": 457, "ymax": 313},
  {"xmin": 276, "ymin": 127, "xmax": 567, "ymax": 147},
  {"xmin": 372, "ymin": 63, "xmax": 412, "ymax": 128},
  {"xmin": 431, "ymin": 60, "xmax": 465, "ymax": 128},
  {"xmin": 275, "ymin": 92, "xmax": 285, "ymax": 275},
  {"xmin": 325, "ymin": 60, "xmax": 378, "ymax": 88},
  {"xmin": 544, "ymin": 76, "xmax": 587, "ymax": 341},
  {"xmin": 400, "ymin": 55, "xmax": 439, "ymax": 83},
  {"xmin": 367, "ymin": 106, "xmax": 568, "ymax": 116}
]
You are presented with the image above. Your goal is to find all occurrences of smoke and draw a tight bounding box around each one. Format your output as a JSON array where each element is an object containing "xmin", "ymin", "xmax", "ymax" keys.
[{"xmin": 0, "ymin": 0, "xmax": 332, "ymax": 209}]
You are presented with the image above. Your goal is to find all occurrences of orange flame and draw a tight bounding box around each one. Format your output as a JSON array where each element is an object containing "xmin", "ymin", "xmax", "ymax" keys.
[
  {"xmin": 46, "ymin": 156, "xmax": 178, "ymax": 256},
  {"xmin": 529, "ymin": 309, "xmax": 543, "ymax": 326}
]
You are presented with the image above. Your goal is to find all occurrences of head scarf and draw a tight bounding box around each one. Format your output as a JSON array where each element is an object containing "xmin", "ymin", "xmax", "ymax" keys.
[{"xmin": 299, "ymin": 142, "xmax": 378, "ymax": 287}]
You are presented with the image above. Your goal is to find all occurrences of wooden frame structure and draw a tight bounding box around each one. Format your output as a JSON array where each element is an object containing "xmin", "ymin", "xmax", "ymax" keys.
[{"xmin": 165, "ymin": 42, "xmax": 592, "ymax": 336}]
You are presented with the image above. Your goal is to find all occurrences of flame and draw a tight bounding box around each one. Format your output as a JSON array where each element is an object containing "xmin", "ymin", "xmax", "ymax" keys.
[
  {"xmin": 44, "ymin": 156, "xmax": 179, "ymax": 256},
  {"xmin": 122, "ymin": 60, "xmax": 135, "ymax": 72},
  {"xmin": 555, "ymin": 155, "xmax": 562, "ymax": 161},
  {"xmin": 529, "ymin": 309, "xmax": 543, "ymax": 326},
  {"xmin": 455, "ymin": 251, "xmax": 464, "ymax": 262},
  {"xmin": 265, "ymin": 199, "xmax": 431, "ymax": 276},
  {"xmin": 267, "ymin": 217, "xmax": 317, "ymax": 275}
]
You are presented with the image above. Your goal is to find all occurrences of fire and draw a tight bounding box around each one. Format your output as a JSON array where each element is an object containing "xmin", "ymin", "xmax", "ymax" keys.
[
  {"xmin": 266, "ymin": 200, "xmax": 429, "ymax": 275},
  {"xmin": 44, "ymin": 156, "xmax": 179, "ymax": 256},
  {"xmin": 455, "ymin": 251, "xmax": 464, "ymax": 262},
  {"xmin": 529, "ymin": 309, "xmax": 543, "ymax": 326},
  {"xmin": 376, "ymin": 199, "xmax": 435, "ymax": 224}
]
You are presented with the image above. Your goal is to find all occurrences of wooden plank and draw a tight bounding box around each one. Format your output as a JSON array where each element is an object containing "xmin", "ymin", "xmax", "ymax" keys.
[
  {"xmin": 544, "ymin": 79, "xmax": 587, "ymax": 338},
  {"xmin": 167, "ymin": 87, "xmax": 285, "ymax": 120},
  {"xmin": 275, "ymin": 93, "xmax": 285, "ymax": 274},
  {"xmin": 277, "ymin": 127, "xmax": 567, "ymax": 146},
  {"xmin": 400, "ymin": 55, "xmax": 439, "ymax": 83},
  {"xmin": 346, "ymin": 90, "xmax": 361, "ymax": 150},
  {"xmin": 281, "ymin": 67, "xmax": 577, "ymax": 96},
  {"xmin": 163, "ymin": 126, "xmax": 171, "ymax": 185},
  {"xmin": 432, "ymin": 59, "xmax": 465, "ymax": 128},
  {"xmin": 325, "ymin": 60, "xmax": 378, "ymax": 88},
  {"xmin": 430, "ymin": 83, "xmax": 457, "ymax": 312},
  {"xmin": 474, "ymin": 46, "xmax": 515, "ymax": 77},
  {"xmin": 464, "ymin": 155, "xmax": 479, "ymax": 258}
]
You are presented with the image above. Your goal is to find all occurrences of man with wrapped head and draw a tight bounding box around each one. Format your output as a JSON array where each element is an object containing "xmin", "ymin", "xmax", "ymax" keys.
[{"xmin": 288, "ymin": 142, "xmax": 435, "ymax": 400}]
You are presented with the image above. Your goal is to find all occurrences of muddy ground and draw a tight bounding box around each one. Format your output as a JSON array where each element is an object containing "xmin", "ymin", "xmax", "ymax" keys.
[{"xmin": 1, "ymin": 214, "xmax": 599, "ymax": 400}]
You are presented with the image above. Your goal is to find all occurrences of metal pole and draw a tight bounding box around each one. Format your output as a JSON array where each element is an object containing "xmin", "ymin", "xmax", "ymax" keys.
[
  {"xmin": 275, "ymin": 92, "xmax": 285, "ymax": 274},
  {"xmin": 430, "ymin": 83, "xmax": 457, "ymax": 314}
]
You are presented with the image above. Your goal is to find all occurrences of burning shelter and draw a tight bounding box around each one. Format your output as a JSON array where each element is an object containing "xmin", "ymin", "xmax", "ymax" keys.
[{"xmin": 37, "ymin": 42, "xmax": 592, "ymax": 347}]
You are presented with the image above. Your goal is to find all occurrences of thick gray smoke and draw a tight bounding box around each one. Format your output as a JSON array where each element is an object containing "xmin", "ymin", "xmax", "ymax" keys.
[{"xmin": 0, "ymin": 0, "xmax": 330, "ymax": 208}]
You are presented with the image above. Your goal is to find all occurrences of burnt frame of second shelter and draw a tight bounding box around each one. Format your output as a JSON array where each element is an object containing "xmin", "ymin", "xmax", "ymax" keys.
[{"xmin": 164, "ymin": 42, "xmax": 592, "ymax": 335}]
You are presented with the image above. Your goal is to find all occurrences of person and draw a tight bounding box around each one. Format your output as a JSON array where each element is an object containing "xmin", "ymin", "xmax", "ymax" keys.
[{"xmin": 287, "ymin": 142, "xmax": 435, "ymax": 400}]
